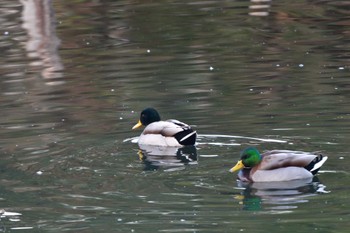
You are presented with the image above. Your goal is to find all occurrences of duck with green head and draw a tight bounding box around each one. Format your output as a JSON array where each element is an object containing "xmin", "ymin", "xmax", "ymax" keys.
[
  {"xmin": 230, "ymin": 147, "xmax": 328, "ymax": 182},
  {"xmin": 132, "ymin": 108, "xmax": 197, "ymax": 147}
]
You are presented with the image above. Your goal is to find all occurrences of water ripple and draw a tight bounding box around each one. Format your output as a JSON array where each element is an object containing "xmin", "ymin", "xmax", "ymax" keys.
[{"xmin": 197, "ymin": 134, "xmax": 288, "ymax": 149}]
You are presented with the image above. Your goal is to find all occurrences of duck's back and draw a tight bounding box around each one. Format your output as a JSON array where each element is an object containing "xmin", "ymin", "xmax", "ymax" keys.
[
  {"xmin": 140, "ymin": 120, "xmax": 196, "ymax": 146},
  {"xmin": 142, "ymin": 120, "xmax": 189, "ymax": 136},
  {"xmin": 259, "ymin": 150, "xmax": 319, "ymax": 170}
]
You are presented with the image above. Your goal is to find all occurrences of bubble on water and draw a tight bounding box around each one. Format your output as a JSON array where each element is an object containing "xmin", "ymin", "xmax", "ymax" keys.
[
  {"xmin": 36, "ymin": 171, "xmax": 43, "ymax": 175},
  {"xmin": 338, "ymin": 66, "xmax": 345, "ymax": 70},
  {"xmin": 4, "ymin": 31, "xmax": 9, "ymax": 35},
  {"xmin": 299, "ymin": 64, "xmax": 304, "ymax": 68},
  {"xmin": 209, "ymin": 66, "xmax": 214, "ymax": 71},
  {"xmin": 147, "ymin": 49, "xmax": 151, "ymax": 53}
]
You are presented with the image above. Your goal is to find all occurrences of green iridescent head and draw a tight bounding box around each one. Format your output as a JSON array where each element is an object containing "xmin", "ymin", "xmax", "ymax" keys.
[{"xmin": 230, "ymin": 147, "xmax": 262, "ymax": 172}]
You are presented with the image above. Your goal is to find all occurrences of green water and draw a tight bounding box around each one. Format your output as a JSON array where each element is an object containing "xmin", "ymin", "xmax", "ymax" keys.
[{"xmin": 0, "ymin": 0, "xmax": 349, "ymax": 232}]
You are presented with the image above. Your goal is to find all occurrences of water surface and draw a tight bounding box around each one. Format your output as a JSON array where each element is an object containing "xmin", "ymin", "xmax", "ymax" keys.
[{"xmin": 0, "ymin": 0, "xmax": 349, "ymax": 232}]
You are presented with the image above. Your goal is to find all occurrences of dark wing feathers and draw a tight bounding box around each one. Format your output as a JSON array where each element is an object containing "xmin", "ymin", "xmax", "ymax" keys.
[
  {"xmin": 167, "ymin": 119, "xmax": 196, "ymax": 145},
  {"xmin": 304, "ymin": 153, "xmax": 328, "ymax": 175}
]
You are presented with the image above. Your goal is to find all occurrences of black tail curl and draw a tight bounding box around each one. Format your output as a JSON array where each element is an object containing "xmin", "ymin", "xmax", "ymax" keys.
[
  {"xmin": 304, "ymin": 153, "xmax": 324, "ymax": 175},
  {"xmin": 174, "ymin": 129, "xmax": 197, "ymax": 146}
]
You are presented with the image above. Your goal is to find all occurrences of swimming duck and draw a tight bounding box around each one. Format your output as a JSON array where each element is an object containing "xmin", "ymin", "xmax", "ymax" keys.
[
  {"xmin": 132, "ymin": 108, "xmax": 197, "ymax": 147},
  {"xmin": 229, "ymin": 147, "xmax": 328, "ymax": 182}
]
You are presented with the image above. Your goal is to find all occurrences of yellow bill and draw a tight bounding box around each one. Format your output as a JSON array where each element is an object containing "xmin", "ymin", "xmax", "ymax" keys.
[
  {"xmin": 132, "ymin": 120, "xmax": 143, "ymax": 130},
  {"xmin": 229, "ymin": 160, "xmax": 245, "ymax": 172}
]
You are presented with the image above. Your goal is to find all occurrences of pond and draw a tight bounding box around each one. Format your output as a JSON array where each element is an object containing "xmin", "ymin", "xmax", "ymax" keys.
[{"xmin": 0, "ymin": 0, "xmax": 349, "ymax": 232}]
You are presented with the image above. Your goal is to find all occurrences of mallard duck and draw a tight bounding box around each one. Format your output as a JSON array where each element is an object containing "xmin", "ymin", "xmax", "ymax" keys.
[
  {"xmin": 132, "ymin": 108, "xmax": 197, "ymax": 147},
  {"xmin": 229, "ymin": 147, "xmax": 328, "ymax": 182}
]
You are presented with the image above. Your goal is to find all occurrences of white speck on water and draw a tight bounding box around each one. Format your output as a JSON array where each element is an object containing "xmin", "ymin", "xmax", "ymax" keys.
[
  {"xmin": 117, "ymin": 218, "xmax": 122, "ymax": 222},
  {"xmin": 1, "ymin": 211, "xmax": 22, "ymax": 217},
  {"xmin": 61, "ymin": 118, "xmax": 65, "ymax": 122},
  {"xmin": 86, "ymin": 42, "xmax": 90, "ymax": 45},
  {"xmin": 36, "ymin": 171, "xmax": 43, "ymax": 175},
  {"xmin": 339, "ymin": 157, "xmax": 344, "ymax": 160},
  {"xmin": 111, "ymin": 89, "xmax": 115, "ymax": 92},
  {"xmin": 11, "ymin": 227, "xmax": 34, "ymax": 230},
  {"xmin": 4, "ymin": 31, "xmax": 9, "ymax": 35},
  {"xmin": 306, "ymin": 123, "xmax": 310, "ymax": 126},
  {"xmin": 249, "ymin": 88, "xmax": 254, "ymax": 91},
  {"xmin": 199, "ymin": 154, "xmax": 219, "ymax": 158},
  {"xmin": 299, "ymin": 64, "xmax": 304, "ymax": 68},
  {"xmin": 338, "ymin": 66, "xmax": 345, "ymax": 70},
  {"xmin": 119, "ymin": 117, "xmax": 123, "ymax": 120},
  {"xmin": 180, "ymin": 219, "xmax": 186, "ymax": 222},
  {"xmin": 9, "ymin": 218, "xmax": 21, "ymax": 222},
  {"xmin": 209, "ymin": 66, "xmax": 214, "ymax": 71},
  {"xmin": 147, "ymin": 49, "xmax": 151, "ymax": 53},
  {"xmin": 276, "ymin": 64, "xmax": 280, "ymax": 67}
]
